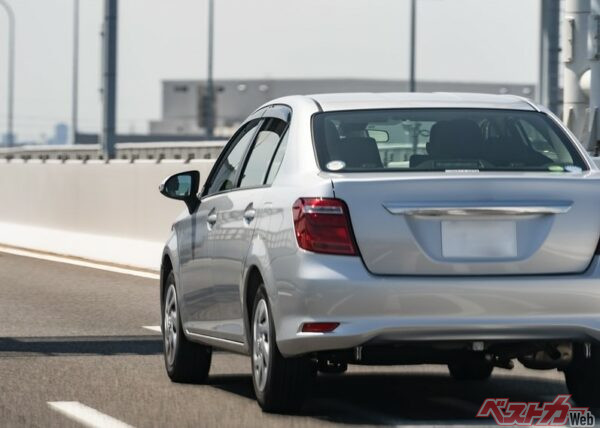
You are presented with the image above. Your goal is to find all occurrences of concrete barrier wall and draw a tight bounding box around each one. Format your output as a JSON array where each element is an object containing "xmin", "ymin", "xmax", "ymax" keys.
[{"xmin": 0, "ymin": 160, "xmax": 215, "ymax": 270}]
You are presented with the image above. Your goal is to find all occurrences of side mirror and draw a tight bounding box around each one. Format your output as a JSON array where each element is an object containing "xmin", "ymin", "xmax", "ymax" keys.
[{"xmin": 159, "ymin": 170, "xmax": 200, "ymax": 213}]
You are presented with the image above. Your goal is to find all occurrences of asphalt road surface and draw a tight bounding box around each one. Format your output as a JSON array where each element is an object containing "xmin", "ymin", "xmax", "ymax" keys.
[{"xmin": 0, "ymin": 252, "xmax": 573, "ymax": 427}]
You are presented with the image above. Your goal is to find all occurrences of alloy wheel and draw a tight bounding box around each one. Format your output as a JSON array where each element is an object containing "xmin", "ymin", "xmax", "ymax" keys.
[
  {"xmin": 252, "ymin": 298, "xmax": 270, "ymax": 392},
  {"xmin": 164, "ymin": 284, "xmax": 178, "ymax": 366}
]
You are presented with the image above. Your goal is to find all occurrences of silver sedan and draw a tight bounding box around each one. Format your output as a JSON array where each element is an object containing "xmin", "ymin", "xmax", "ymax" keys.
[{"xmin": 159, "ymin": 92, "xmax": 600, "ymax": 412}]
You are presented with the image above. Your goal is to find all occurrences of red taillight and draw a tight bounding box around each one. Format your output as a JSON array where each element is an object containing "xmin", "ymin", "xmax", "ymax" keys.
[
  {"xmin": 292, "ymin": 198, "xmax": 357, "ymax": 256},
  {"xmin": 301, "ymin": 322, "xmax": 340, "ymax": 333}
]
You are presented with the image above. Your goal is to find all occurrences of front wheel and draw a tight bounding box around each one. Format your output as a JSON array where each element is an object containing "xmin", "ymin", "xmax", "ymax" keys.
[
  {"xmin": 163, "ymin": 273, "xmax": 212, "ymax": 383},
  {"xmin": 251, "ymin": 286, "xmax": 312, "ymax": 413}
]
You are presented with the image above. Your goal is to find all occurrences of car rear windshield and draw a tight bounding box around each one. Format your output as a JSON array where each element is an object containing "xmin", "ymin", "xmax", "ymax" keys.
[{"xmin": 312, "ymin": 109, "xmax": 588, "ymax": 172}]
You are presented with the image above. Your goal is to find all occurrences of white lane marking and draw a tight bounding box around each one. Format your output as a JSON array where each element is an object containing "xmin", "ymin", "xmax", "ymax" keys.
[
  {"xmin": 0, "ymin": 246, "xmax": 159, "ymax": 280},
  {"xmin": 48, "ymin": 401, "xmax": 134, "ymax": 428},
  {"xmin": 142, "ymin": 326, "xmax": 161, "ymax": 333}
]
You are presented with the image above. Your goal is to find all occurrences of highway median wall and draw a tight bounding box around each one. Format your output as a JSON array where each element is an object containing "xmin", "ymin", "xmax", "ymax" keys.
[{"xmin": 0, "ymin": 160, "xmax": 215, "ymax": 270}]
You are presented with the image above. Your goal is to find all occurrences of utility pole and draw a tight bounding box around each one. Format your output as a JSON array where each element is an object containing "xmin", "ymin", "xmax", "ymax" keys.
[
  {"xmin": 0, "ymin": 0, "xmax": 15, "ymax": 147},
  {"xmin": 409, "ymin": 0, "xmax": 417, "ymax": 92},
  {"xmin": 539, "ymin": 0, "xmax": 561, "ymax": 114},
  {"xmin": 100, "ymin": 0, "xmax": 118, "ymax": 159},
  {"xmin": 72, "ymin": 0, "xmax": 80, "ymax": 144},
  {"xmin": 204, "ymin": 0, "xmax": 215, "ymax": 138},
  {"xmin": 563, "ymin": 0, "xmax": 590, "ymax": 141}
]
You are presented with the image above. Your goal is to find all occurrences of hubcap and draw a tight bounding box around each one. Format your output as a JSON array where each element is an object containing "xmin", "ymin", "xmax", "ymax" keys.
[
  {"xmin": 252, "ymin": 298, "xmax": 270, "ymax": 392},
  {"xmin": 164, "ymin": 284, "xmax": 178, "ymax": 366}
]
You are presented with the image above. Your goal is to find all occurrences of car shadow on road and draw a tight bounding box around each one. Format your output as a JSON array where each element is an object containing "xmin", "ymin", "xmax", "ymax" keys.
[
  {"xmin": 208, "ymin": 371, "xmax": 568, "ymax": 425},
  {"xmin": 0, "ymin": 336, "xmax": 162, "ymax": 356}
]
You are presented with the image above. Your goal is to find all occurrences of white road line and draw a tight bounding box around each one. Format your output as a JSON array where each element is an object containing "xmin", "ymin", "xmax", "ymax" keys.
[
  {"xmin": 142, "ymin": 326, "xmax": 161, "ymax": 333},
  {"xmin": 48, "ymin": 401, "xmax": 134, "ymax": 428},
  {"xmin": 0, "ymin": 246, "xmax": 159, "ymax": 280}
]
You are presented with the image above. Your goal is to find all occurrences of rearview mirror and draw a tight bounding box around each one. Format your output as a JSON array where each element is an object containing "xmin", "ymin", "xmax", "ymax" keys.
[
  {"xmin": 367, "ymin": 129, "xmax": 390, "ymax": 143},
  {"xmin": 159, "ymin": 170, "xmax": 200, "ymax": 213}
]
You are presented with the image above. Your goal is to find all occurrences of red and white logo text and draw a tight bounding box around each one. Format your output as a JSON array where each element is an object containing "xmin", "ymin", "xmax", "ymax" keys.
[{"xmin": 476, "ymin": 395, "xmax": 595, "ymax": 426}]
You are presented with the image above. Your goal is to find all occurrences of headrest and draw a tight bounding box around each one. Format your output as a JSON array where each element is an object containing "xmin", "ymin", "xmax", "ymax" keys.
[
  {"xmin": 428, "ymin": 119, "xmax": 483, "ymax": 158},
  {"xmin": 335, "ymin": 137, "xmax": 382, "ymax": 168},
  {"xmin": 340, "ymin": 122, "xmax": 367, "ymax": 138}
]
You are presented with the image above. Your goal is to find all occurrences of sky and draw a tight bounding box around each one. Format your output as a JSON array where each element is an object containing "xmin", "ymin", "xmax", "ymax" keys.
[{"xmin": 0, "ymin": 0, "xmax": 541, "ymax": 142}]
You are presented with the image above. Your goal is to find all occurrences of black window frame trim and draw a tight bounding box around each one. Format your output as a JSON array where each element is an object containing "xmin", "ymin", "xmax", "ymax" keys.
[
  {"xmin": 200, "ymin": 104, "xmax": 292, "ymax": 201},
  {"xmin": 310, "ymin": 107, "xmax": 591, "ymax": 173}
]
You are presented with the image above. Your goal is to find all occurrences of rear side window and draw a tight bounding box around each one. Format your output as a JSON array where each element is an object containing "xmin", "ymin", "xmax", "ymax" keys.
[
  {"xmin": 265, "ymin": 131, "xmax": 289, "ymax": 185},
  {"xmin": 312, "ymin": 109, "xmax": 587, "ymax": 173},
  {"xmin": 240, "ymin": 118, "xmax": 288, "ymax": 188}
]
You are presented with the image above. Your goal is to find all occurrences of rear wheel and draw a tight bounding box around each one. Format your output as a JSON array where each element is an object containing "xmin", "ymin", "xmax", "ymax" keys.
[
  {"xmin": 163, "ymin": 272, "xmax": 212, "ymax": 383},
  {"xmin": 448, "ymin": 359, "xmax": 493, "ymax": 381},
  {"xmin": 565, "ymin": 344, "xmax": 600, "ymax": 408},
  {"xmin": 251, "ymin": 286, "xmax": 312, "ymax": 413}
]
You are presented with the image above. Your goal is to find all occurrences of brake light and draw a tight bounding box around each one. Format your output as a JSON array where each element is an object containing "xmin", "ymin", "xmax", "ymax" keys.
[{"xmin": 292, "ymin": 198, "xmax": 357, "ymax": 255}]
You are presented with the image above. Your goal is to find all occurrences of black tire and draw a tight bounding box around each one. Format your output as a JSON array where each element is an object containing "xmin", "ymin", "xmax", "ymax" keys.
[
  {"xmin": 565, "ymin": 343, "xmax": 600, "ymax": 408},
  {"xmin": 162, "ymin": 272, "xmax": 212, "ymax": 383},
  {"xmin": 251, "ymin": 286, "xmax": 312, "ymax": 413},
  {"xmin": 448, "ymin": 359, "xmax": 494, "ymax": 381}
]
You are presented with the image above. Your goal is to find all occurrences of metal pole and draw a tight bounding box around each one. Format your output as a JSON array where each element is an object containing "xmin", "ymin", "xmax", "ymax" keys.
[
  {"xmin": 205, "ymin": 0, "xmax": 215, "ymax": 138},
  {"xmin": 101, "ymin": 0, "xmax": 118, "ymax": 159},
  {"xmin": 539, "ymin": 0, "xmax": 546, "ymax": 104},
  {"xmin": 0, "ymin": 0, "xmax": 15, "ymax": 147},
  {"xmin": 589, "ymin": 0, "xmax": 600, "ymax": 151},
  {"xmin": 539, "ymin": 0, "xmax": 561, "ymax": 114},
  {"xmin": 563, "ymin": 0, "xmax": 590, "ymax": 140},
  {"xmin": 409, "ymin": 0, "xmax": 417, "ymax": 92},
  {"xmin": 71, "ymin": 0, "xmax": 79, "ymax": 144}
]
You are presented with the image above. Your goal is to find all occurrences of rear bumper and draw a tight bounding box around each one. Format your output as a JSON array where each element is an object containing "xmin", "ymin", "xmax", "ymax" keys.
[{"xmin": 271, "ymin": 253, "xmax": 600, "ymax": 357}]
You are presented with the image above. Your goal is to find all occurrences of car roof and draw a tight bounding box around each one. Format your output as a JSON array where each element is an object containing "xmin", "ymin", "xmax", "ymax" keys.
[{"xmin": 266, "ymin": 92, "xmax": 539, "ymax": 113}]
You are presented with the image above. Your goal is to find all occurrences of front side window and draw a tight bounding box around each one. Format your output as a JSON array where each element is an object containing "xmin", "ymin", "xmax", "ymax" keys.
[
  {"xmin": 205, "ymin": 120, "xmax": 260, "ymax": 196},
  {"xmin": 240, "ymin": 118, "xmax": 288, "ymax": 188},
  {"xmin": 312, "ymin": 109, "xmax": 587, "ymax": 172}
]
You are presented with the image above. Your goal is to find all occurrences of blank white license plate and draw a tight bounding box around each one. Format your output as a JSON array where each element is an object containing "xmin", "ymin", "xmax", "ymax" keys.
[{"xmin": 441, "ymin": 221, "xmax": 517, "ymax": 259}]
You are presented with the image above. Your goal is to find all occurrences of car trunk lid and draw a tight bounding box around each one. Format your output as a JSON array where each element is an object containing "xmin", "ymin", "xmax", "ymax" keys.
[{"xmin": 331, "ymin": 172, "xmax": 600, "ymax": 275}]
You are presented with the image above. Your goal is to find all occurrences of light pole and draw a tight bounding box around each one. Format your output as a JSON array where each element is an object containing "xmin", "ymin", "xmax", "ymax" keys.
[
  {"xmin": 409, "ymin": 0, "xmax": 417, "ymax": 92},
  {"xmin": 72, "ymin": 0, "xmax": 79, "ymax": 144},
  {"xmin": 204, "ymin": 0, "xmax": 215, "ymax": 138},
  {"xmin": 100, "ymin": 0, "xmax": 118, "ymax": 159},
  {"xmin": 539, "ymin": 0, "xmax": 560, "ymax": 114},
  {"xmin": 0, "ymin": 0, "xmax": 15, "ymax": 147}
]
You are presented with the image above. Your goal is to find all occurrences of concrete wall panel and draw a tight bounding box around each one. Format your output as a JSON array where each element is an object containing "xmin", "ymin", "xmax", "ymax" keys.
[{"xmin": 0, "ymin": 161, "xmax": 215, "ymax": 270}]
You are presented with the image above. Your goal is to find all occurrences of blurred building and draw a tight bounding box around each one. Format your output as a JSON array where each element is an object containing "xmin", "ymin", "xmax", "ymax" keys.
[
  {"xmin": 46, "ymin": 123, "xmax": 69, "ymax": 145},
  {"xmin": 1, "ymin": 132, "xmax": 16, "ymax": 146},
  {"xmin": 149, "ymin": 78, "xmax": 536, "ymax": 136}
]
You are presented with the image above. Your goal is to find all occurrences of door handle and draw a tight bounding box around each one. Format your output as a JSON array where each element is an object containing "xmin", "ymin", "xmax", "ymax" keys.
[
  {"xmin": 207, "ymin": 212, "xmax": 218, "ymax": 226},
  {"xmin": 243, "ymin": 208, "xmax": 257, "ymax": 223}
]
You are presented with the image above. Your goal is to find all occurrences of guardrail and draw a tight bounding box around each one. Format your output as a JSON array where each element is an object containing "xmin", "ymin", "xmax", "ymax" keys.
[{"xmin": 0, "ymin": 141, "xmax": 227, "ymax": 162}]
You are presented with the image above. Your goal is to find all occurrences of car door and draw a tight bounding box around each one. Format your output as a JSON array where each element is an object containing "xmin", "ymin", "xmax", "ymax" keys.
[
  {"xmin": 188, "ymin": 106, "xmax": 291, "ymax": 342},
  {"xmin": 180, "ymin": 116, "xmax": 263, "ymax": 334}
]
